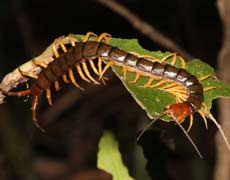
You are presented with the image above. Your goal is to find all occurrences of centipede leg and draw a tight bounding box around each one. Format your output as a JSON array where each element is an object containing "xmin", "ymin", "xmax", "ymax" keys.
[
  {"xmin": 198, "ymin": 74, "xmax": 214, "ymax": 82},
  {"xmin": 55, "ymin": 40, "xmax": 67, "ymax": 53},
  {"xmin": 187, "ymin": 114, "xmax": 194, "ymax": 132},
  {"xmin": 68, "ymin": 69, "xmax": 84, "ymax": 91},
  {"xmin": 82, "ymin": 62, "xmax": 100, "ymax": 85},
  {"xmin": 97, "ymin": 33, "xmax": 111, "ymax": 43},
  {"xmin": 163, "ymin": 89, "xmax": 188, "ymax": 102},
  {"xmin": 159, "ymin": 53, "xmax": 175, "ymax": 64},
  {"xmin": 122, "ymin": 67, "xmax": 127, "ymax": 80},
  {"xmin": 98, "ymin": 57, "xmax": 103, "ymax": 77},
  {"xmin": 149, "ymin": 79, "xmax": 168, "ymax": 88},
  {"xmin": 198, "ymin": 74, "xmax": 217, "ymax": 92},
  {"xmin": 129, "ymin": 51, "xmax": 158, "ymax": 63},
  {"xmin": 129, "ymin": 73, "xmax": 141, "ymax": 83},
  {"xmin": 140, "ymin": 77, "xmax": 155, "ymax": 88},
  {"xmin": 89, "ymin": 59, "xmax": 108, "ymax": 85},
  {"xmin": 52, "ymin": 36, "xmax": 67, "ymax": 58},
  {"xmin": 4, "ymin": 89, "xmax": 31, "ymax": 97},
  {"xmin": 95, "ymin": 33, "xmax": 112, "ymax": 82},
  {"xmin": 204, "ymin": 86, "xmax": 216, "ymax": 92},
  {"xmin": 52, "ymin": 44, "xmax": 60, "ymax": 58},
  {"xmin": 1, "ymin": 68, "xmax": 32, "ymax": 97},
  {"xmin": 18, "ymin": 68, "xmax": 38, "ymax": 79},
  {"xmin": 54, "ymin": 81, "xmax": 61, "ymax": 91},
  {"xmin": 198, "ymin": 110, "xmax": 208, "ymax": 129},
  {"xmin": 158, "ymin": 82, "xmax": 178, "ymax": 90},
  {"xmin": 89, "ymin": 60, "xmax": 99, "ymax": 75},
  {"xmin": 99, "ymin": 61, "xmax": 113, "ymax": 80},
  {"xmin": 52, "ymin": 34, "xmax": 78, "ymax": 58},
  {"xmin": 170, "ymin": 53, "xmax": 177, "ymax": 65},
  {"xmin": 32, "ymin": 59, "xmax": 48, "ymax": 68},
  {"xmin": 46, "ymin": 89, "xmax": 53, "ymax": 106},
  {"xmin": 178, "ymin": 56, "xmax": 186, "ymax": 69},
  {"xmin": 67, "ymin": 34, "xmax": 77, "ymax": 47},
  {"xmin": 175, "ymin": 95, "xmax": 186, "ymax": 103},
  {"xmin": 89, "ymin": 60, "xmax": 108, "ymax": 85},
  {"xmin": 76, "ymin": 64, "xmax": 91, "ymax": 83},
  {"xmin": 83, "ymin": 32, "xmax": 97, "ymax": 42},
  {"xmin": 159, "ymin": 84, "xmax": 187, "ymax": 93},
  {"xmin": 31, "ymin": 95, "xmax": 45, "ymax": 132},
  {"xmin": 63, "ymin": 74, "xmax": 70, "ymax": 84},
  {"xmin": 159, "ymin": 53, "xmax": 186, "ymax": 69}
]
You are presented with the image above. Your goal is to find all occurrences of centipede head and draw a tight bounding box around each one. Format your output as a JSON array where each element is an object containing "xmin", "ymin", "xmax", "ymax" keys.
[{"xmin": 164, "ymin": 103, "xmax": 191, "ymax": 123}]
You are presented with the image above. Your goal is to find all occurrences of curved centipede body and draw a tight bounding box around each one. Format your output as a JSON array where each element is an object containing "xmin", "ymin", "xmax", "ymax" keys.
[
  {"xmin": 4, "ymin": 32, "xmax": 230, "ymax": 156},
  {"xmin": 2, "ymin": 33, "xmax": 208, "ymax": 129}
]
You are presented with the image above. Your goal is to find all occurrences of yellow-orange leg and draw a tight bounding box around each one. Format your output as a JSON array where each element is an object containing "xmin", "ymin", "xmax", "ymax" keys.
[
  {"xmin": 197, "ymin": 73, "xmax": 216, "ymax": 129},
  {"xmin": 175, "ymin": 95, "xmax": 187, "ymax": 103},
  {"xmin": 18, "ymin": 67, "xmax": 38, "ymax": 79},
  {"xmin": 76, "ymin": 64, "xmax": 91, "ymax": 83},
  {"xmin": 129, "ymin": 73, "xmax": 141, "ymax": 84},
  {"xmin": 187, "ymin": 114, "xmax": 194, "ymax": 132},
  {"xmin": 128, "ymin": 52, "xmax": 157, "ymax": 63},
  {"xmin": 89, "ymin": 60, "xmax": 100, "ymax": 76},
  {"xmin": 198, "ymin": 74, "xmax": 214, "ymax": 82},
  {"xmin": 159, "ymin": 53, "xmax": 175, "ymax": 64},
  {"xmin": 96, "ymin": 33, "xmax": 111, "ymax": 80},
  {"xmin": 99, "ymin": 61, "xmax": 113, "ymax": 80},
  {"xmin": 54, "ymin": 81, "xmax": 61, "ymax": 91},
  {"xmin": 159, "ymin": 53, "xmax": 186, "ymax": 69},
  {"xmin": 199, "ymin": 74, "xmax": 216, "ymax": 92},
  {"xmin": 97, "ymin": 32, "xmax": 111, "ymax": 43},
  {"xmin": 98, "ymin": 57, "xmax": 103, "ymax": 77},
  {"xmin": 32, "ymin": 59, "xmax": 48, "ymax": 68},
  {"xmin": 198, "ymin": 109, "xmax": 208, "ymax": 129},
  {"xmin": 89, "ymin": 60, "xmax": 109, "ymax": 85},
  {"xmin": 204, "ymin": 86, "xmax": 216, "ymax": 92},
  {"xmin": 82, "ymin": 62, "xmax": 100, "ymax": 85},
  {"xmin": 83, "ymin": 32, "xmax": 97, "ymax": 42},
  {"xmin": 149, "ymin": 79, "xmax": 168, "ymax": 88},
  {"xmin": 46, "ymin": 89, "xmax": 52, "ymax": 106},
  {"xmin": 63, "ymin": 74, "xmax": 70, "ymax": 84},
  {"xmin": 140, "ymin": 77, "xmax": 155, "ymax": 88},
  {"xmin": 178, "ymin": 56, "xmax": 186, "ymax": 69},
  {"xmin": 158, "ymin": 82, "xmax": 178, "ymax": 90},
  {"xmin": 52, "ymin": 36, "xmax": 68, "ymax": 58},
  {"xmin": 68, "ymin": 69, "xmax": 84, "ymax": 91},
  {"xmin": 52, "ymin": 34, "xmax": 78, "ymax": 58},
  {"xmin": 162, "ymin": 88, "xmax": 188, "ymax": 101},
  {"xmin": 122, "ymin": 67, "xmax": 127, "ymax": 80},
  {"xmin": 67, "ymin": 34, "xmax": 77, "ymax": 47}
]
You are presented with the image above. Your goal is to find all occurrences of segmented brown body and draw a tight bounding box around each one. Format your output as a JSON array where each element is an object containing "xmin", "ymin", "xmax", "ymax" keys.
[
  {"xmin": 5, "ymin": 33, "xmax": 230, "ymax": 156},
  {"xmin": 33, "ymin": 41, "xmax": 203, "ymax": 115}
]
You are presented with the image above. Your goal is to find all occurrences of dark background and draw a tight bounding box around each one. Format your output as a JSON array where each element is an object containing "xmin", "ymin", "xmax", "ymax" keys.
[{"xmin": 0, "ymin": 0, "xmax": 222, "ymax": 179}]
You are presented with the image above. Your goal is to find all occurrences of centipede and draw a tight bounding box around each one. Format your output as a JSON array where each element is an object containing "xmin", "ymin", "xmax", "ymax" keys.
[{"xmin": 2, "ymin": 32, "xmax": 230, "ymax": 157}]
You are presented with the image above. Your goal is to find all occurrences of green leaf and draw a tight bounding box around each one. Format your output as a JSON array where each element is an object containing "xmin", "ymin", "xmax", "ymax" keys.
[
  {"xmin": 74, "ymin": 34, "xmax": 230, "ymax": 121},
  {"xmin": 97, "ymin": 131, "xmax": 135, "ymax": 180},
  {"xmin": 108, "ymin": 38, "xmax": 230, "ymax": 121}
]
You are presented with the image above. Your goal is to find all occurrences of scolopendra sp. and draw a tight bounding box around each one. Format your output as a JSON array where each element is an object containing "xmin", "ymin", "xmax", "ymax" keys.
[{"xmin": 2, "ymin": 32, "xmax": 230, "ymax": 157}]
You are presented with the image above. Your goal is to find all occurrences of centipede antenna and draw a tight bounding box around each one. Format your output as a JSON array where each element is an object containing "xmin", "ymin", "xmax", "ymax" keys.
[
  {"xmin": 137, "ymin": 113, "xmax": 166, "ymax": 142},
  {"xmin": 174, "ymin": 119, "xmax": 203, "ymax": 159},
  {"xmin": 208, "ymin": 113, "xmax": 230, "ymax": 152}
]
